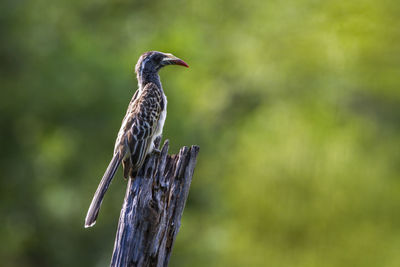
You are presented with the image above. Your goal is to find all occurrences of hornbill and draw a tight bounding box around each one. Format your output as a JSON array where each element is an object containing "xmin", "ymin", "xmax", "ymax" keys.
[{"xmin": 85, "ymin": 51, "xmax": 189, "ymax": 228}]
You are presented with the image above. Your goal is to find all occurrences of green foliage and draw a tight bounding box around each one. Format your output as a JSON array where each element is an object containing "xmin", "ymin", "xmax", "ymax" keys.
[{"xmin": 1, "ymin": 0, "xmax": 400, "ymax": 266}]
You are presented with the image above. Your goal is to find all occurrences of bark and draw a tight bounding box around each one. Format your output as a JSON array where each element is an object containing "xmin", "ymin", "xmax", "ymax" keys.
[{"xmin": 110, "ymin": 140, "xmax": 200, "ymax": 267}]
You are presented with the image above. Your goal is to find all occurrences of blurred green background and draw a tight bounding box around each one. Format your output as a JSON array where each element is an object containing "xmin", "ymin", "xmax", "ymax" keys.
[{"xmin": 1, "ymin": 0, "xmax": 400, "ymax": 266}]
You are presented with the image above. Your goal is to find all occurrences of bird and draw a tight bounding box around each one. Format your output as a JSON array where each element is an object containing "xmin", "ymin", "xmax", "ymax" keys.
[{"xmin": 84, "ymin": 51, "xmax": 189, "ymax": 228}]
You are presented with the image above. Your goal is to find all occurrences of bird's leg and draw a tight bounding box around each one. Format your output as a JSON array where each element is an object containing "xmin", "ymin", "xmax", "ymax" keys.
[
  {"xmin": 122, "ymin": 156, "xmax": 132, "ymax": 180},
  {"xmin": 153, "ymin": 136, "xmax": 162, "ymax": 155}
]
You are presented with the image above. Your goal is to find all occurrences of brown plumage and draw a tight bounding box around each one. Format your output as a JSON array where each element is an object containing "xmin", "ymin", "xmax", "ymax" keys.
[
  {"xmin": 85, "ymin": 51, "xmax": 188, "ymax": 228},
  {"xmin": 119, "ymin": 83, "xmax": 164, "ymax": 178}
]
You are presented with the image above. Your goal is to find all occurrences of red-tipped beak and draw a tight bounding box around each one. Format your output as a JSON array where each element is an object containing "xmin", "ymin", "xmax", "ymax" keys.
[
  {"xmin": 162, "ymin": 54, "xmax": 189, "ymax": 68},
  {"xmin": 172, "ymin": 59, "xmax": 189, "ymax": 68}
]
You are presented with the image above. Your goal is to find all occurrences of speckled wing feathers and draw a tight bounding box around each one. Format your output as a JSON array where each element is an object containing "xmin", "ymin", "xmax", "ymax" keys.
[{"xmin": 116, "ymin": 83, "xmax": 164, "ymax": 178}]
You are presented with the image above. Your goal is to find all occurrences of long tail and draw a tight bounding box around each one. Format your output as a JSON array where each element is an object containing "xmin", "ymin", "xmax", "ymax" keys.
[{"xmin": 85, "ymin": 152, "xmax": 122, "ymax": 228}]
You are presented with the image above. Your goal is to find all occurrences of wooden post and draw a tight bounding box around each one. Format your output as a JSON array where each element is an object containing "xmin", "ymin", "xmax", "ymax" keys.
[{"xmin": 110, "ymin": 140, "xmax": 199, "ymax": 267}]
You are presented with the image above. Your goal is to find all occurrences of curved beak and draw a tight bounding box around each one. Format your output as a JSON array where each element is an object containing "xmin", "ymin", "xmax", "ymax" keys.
[{"xmin": 162, "ymin": 54, "xmax": 189, "ymax": 68}]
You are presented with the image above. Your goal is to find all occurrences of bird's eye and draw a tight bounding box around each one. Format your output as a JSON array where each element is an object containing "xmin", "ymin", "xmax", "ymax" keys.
[{"xmin": 154, "ymin": 55, "xmax": 163, "ymax": 63}]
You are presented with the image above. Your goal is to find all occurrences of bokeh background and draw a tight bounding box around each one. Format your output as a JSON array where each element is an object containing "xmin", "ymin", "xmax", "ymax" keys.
[{"xmin": 1, "ymin": 0, "xmax": 400, "ymax": 266}]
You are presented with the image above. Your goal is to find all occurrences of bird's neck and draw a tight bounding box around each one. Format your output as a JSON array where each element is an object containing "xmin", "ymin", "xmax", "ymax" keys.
[{"xmin": 138, "ymin": 71, "xmax": 162, "ymax": 90}]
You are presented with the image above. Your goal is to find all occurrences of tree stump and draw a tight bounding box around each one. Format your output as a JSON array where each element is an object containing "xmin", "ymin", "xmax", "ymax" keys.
[{"xmin": 110, "ymin": 140, "xmax": 199, "ymax": 267}]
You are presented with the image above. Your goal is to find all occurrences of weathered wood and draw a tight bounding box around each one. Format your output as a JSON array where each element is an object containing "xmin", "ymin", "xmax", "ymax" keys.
[{"xmin": 110, "ymin": 140, "xmax": 199, "ymax": 267}]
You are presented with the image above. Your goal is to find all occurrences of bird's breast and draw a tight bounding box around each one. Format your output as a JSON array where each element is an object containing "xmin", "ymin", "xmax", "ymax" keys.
[{"xmin": 154, "ymin": 94, "xmax": 167, "ymax": 138}]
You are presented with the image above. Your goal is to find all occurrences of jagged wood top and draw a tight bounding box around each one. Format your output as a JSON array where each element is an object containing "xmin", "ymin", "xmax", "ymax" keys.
[{"xmin": 111, "ymin": 140, "xmax": 200, "ymax": 267}]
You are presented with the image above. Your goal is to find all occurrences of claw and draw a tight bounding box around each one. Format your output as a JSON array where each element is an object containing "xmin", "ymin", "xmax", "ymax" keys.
[{"xmin": 154, "ymin": 136, "xmax": 162, "ymax": 149}]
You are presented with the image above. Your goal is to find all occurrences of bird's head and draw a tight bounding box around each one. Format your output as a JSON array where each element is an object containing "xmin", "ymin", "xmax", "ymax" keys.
[{"xmin": 135, "ymin": 51, "xmax": 189, "ymax": 76}]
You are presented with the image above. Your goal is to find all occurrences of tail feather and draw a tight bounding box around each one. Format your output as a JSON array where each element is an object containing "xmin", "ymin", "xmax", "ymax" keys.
[{"xmin": 85, "ymin": 152, "xmax": 122, "ymax": 228}]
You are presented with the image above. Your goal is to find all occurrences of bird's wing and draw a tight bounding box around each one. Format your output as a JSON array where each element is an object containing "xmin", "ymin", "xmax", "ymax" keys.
[
  {"xmin": 122, "ymin": 83, "xmax": 163, "ymax": 172},
  {"xmin": 85, "ymin": 151, "xmax": 122, "ymax": 227}
]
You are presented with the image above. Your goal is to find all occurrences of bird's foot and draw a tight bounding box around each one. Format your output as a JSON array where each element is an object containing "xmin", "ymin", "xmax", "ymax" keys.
[
  {"xmin": 154, "ymin": 136, "xmax": 162, "ymax": 149},
  {"xmin": 153, "ymin": 148, "xmax": 161, "ymax": 155}
]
